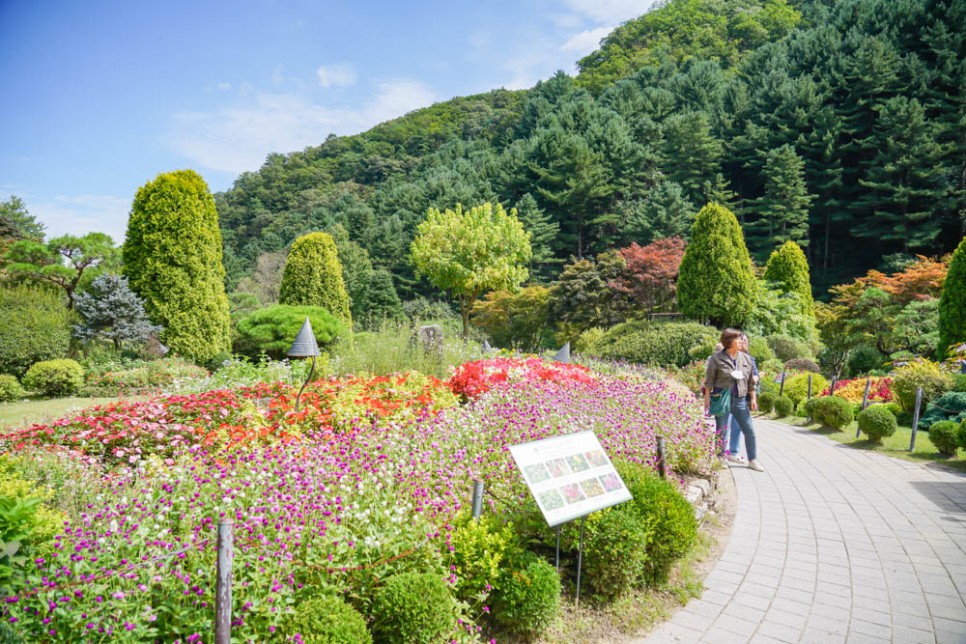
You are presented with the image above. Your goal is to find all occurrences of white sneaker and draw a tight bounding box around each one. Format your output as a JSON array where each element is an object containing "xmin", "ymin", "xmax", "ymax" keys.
[
  {"xmin": 727, "ymin": 454, "xmax": 746, "ymax": 464},
  {"xmin": 748, "ymin": 460, "xmax": 765, "ymax": 472}
]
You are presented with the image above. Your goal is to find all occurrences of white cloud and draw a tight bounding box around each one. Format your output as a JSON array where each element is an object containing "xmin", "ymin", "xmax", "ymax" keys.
[
  {"xmin": 561, "ymin": 26, "xmax": 612, "ymax": 56},
  {"xmin": 29, "ymin": 194, "xmax": 130, "ymax": 244},
  {"xmin": 216, "ymin": 82, "xmax": 232, "ymax": 91},
  {"xmin": 316, "ymin": 64, "xmax": 357, "ymax": 88},
  {"xmin": 167, "ymin": 79, "xmax": 437, "ymax": 175},
  {"xmin": 562, "ymin": 0, "xmax": 656, "ymax": 25}
]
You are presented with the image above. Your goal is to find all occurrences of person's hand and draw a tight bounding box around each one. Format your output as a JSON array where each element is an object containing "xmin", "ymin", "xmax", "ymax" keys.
[{"xmin": 750, "ymin": 398, "xmax": 758, "ymax": 412}]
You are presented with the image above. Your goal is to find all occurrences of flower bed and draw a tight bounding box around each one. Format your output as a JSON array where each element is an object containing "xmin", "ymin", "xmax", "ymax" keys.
[
  {"xmin": 821, "ymin": 377, "xmax": 892, "ymax": 404},
  {"xmin": 1, "ymin": 358, "xmax": 712, "ymax": 641}
]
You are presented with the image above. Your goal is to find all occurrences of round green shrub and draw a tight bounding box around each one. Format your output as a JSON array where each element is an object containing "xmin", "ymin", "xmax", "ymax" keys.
[
  {"xmin": 748, "ymin": 336, "xmax": 776, "ymax": 362},
  {"xmin": 578, "ymin": 501, "xmax": 653, "ymax": 600},
  {"xmin": 883, "ymin": 402, "xmax": 903, "ymax": 418},
  {"xmin": 0, "ymin": 285, "xmax": 71, "ymax": 378},
  {"xmin": 951, "ymin": 373, "xmax": 966, "ymax": 393},
  {"xmin": 928, "ymin": 420, "xmax": 960, "ymax": 457},
  {"xmin": 857, "ymin": 404, "xmax": 898, "ymax": 444},
  {"xmin": 891, "ymin": 359, "xmax": 954, "ymax": 412},
  {"xmin": 784, "ymin": 358, "xmax": 821, "ymax": 373},
  {"xmin": 767, "ymin": 334, "xmax": 812, "ymax": 362},
  {"xmin": 0, "ymin": 374, "xmax": 25, "ymax": 402},
  {"xmin": 446, "ymin": 512, "xmax": 515, "ymax": 605},
  {"xmin": 783, "ymin": 373, "xmax": 828, "ymax": 407},
  {"xmin": 371, "ymin": 572, "xmax": 455, "ymax": 644},
  {"xmin": 280, "ymin": 594, "xmax": 372, "ymax": 643},
  {"xmin": 491, "ymin": 552, "xmax": 561, "ymax": 639},
  {"xmin": 957, "ymin": 420, "xmax": 966, "ymax": 450},
  {"xmin": 803, "ymin": 397, "xmax": 822, "ymax": 420},
  {"xmin": 758, "ymin": 391, "xmax": 777, "ymax": 414},
  {"xmin": 234, "ymin": 304, "xmax": 347, "ymax": 360},
  {"xmin": 811, "ymin": 396, "xmax": 854, "ymax": 430},
  {"xmin": 773, "ymin": 395, "xmax": 794, "ymax": 418},
  {"xmin": 22, "ymin": 359, "xmax": 84, "ymax": 397},
  {"xmin": 587, "ymin": 320, "xmax": 719, "ymax": 367}
]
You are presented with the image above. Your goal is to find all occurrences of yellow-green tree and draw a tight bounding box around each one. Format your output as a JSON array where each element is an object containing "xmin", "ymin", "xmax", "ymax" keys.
[
  {"xmin": 123, "ymin": 170, "xmax": 231, "ymax": 363},
  {"xmin": 411, "ymin": 203, "xmax": 531, "ymax": 339},
  {"xmin": 763, "ymin": 240, "xmax": 814, "ymax": 315},
  {"xmin": 279, "ymin": 232, "xmax": 352, "ymax": 327}
]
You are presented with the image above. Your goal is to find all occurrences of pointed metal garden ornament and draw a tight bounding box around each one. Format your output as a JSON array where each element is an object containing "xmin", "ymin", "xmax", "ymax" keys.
[
  {"xmin": 553, "ymin": 342, "xmax": 571, "ymax": 364},
  {"xmin": 481, "ymin": 340, "xmax": 492, "ymax": 353},
  {"xmin": 158, "ymin": 342, "xmax": 169, "ymax": 356},
  {"xmin": 287, "ymin": 317, "xmax": 320, "ymax": 412}
]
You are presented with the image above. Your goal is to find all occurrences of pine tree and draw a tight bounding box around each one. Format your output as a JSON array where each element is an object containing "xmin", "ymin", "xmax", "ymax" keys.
[
  {"xmin": 748, "ymin": 145, "xmax": 813, "ymax": 260},
  {"xmin": 763, "ymin": 240, "xmax": 814, "ymax": 316},
  {"xmin": 677, "ymin": 202, "xmax": 756, "ymax": 327},
  {"xmin": 514, "ymin": 193, "xmax": 560, "ymax": 282},
  {"xmin": 123, "ymin": 170, "xmax": 231, "ymax": 363},
  {"xmin": 73, "ymin": 274, "xmax": 162, "ymax": 351},
  {"xmin": 279, "ymin": 232, "xmax": 352, "ymax": 327},
  {"xmin": 938, "ymin": 236, "xmax": 966, "ymax": 357}
]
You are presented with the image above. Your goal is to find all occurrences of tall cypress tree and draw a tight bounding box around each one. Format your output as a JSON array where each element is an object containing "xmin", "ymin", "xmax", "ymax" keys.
[
  {"xmin": 123, "ymin": 170, "xmax": 231, "ymax": 363},
  {"xmin": 279, "ymin": 232, "xmax": 352, "ymax": 327},
  {"xmin": 763, "ymin": 240, "xmax": 814, "ymax": 316},
  {"xmin": 938, "ymin": 236, "xmax": 966, "ymax": 357},
  {"xmin": 677, "ymin": 202, "xmax": 756, "ymax": 327}
]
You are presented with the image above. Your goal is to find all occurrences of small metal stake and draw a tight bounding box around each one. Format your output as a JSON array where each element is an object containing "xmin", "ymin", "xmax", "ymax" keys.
[
  {"xmin": 215, "ymin": 520, "xmax": 233, "ymax": 644},
  {"xmin": 656, "ymin": 436, "xmax": 666, "ymax": 479},
  {"xmin": 575, "ymin": 516, "xmax": 586, "ymax": 607},
  {"xmin": 471, "ymin": 480, "xmax": 484, "ymax": 519},
  {"xmin": 555, "ymin": 526, "xmax": 561, "ymax": 573},
  {"xmin": 295, "ymin": 354, "xmax": 316, "ymax": 412},
  {"xmin": 909, "ymin": 387, "xmax": 923, "ymax": 451},
  {"xmin": 807, "ymin": 374, "xmax": 813, "ymax": 400},
  {"xmin": 779, "ymin": 370, "xmax": 787, "ymax": 396}
]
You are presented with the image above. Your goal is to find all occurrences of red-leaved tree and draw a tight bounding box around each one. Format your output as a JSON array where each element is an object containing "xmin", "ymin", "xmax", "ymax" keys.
[{"xmin": 611, "ymin": 237, "xmax": 687, "ymax": 315}]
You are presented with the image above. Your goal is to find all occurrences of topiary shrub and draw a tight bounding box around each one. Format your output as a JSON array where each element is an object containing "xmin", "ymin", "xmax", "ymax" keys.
[
  {"xmin": 490, "ymin": 552, "xmax": 561, "ymax": 639},
  {"xmin": 758, "ymin": 391, "xmax": 777, "ymax": 414},
  {"xmin": 446, "ymin": 512, "xmax": 515, "ymax": 607},
  {"xmin": 883, "ymin": 402, "xmax": 903, "ymax": 418},
  {"xmin": 783, "ymin": 373, "xmax": 828, "ymax": 407},
  {"xmin": 957, "ymin": 420, "xmax": 966, "ymax": 450},
  {"xmin": 784, "ymin": 358, "xmax": 821, "ymax": 373},
  {"xmin": 22, "ymin": 359, "xmax": 84, "ymax": 397},
  {"xmin": 616, "ymin": 461, "xmax": 697, "ymax": 586},
  {"xmin": 919, "ymin": 392, "xmax": 966, "ymax": 429},
  {"xmin": 234, "ymin": 305, "xmax": 347, "ymax": 360},
  {"xmin": 587, "ymin": 320, "xmax": 719, "ymax": 367},
  {"xmin": 0, "ymin": 285, "xmax": 71, "ymax": 378},
  {"xmin": 280, "ymin": 594, "xmax": 372, "ymax": 643},
  {"xmin": 280, "ymin": 232, "xmax": 352, "ymax": 327},
  {"xmin": 371, "ymin": 572, "xmax": 455, "ymax": 644},
  {"xmin": 811, "ymin": 396, "xmax": 854, "ymax": 430},
  {"xmin": 773, "ymin": 395, "xmax": 794, "ymax": 417},
  {"xmin": 857, "ymin": 404, "xmax": 898, "ymax": 444},
  {"xmin": 928, "ymin": 420, "xmax": 960, "ymax": 457},
  {"xmin": 0, "ymin": 374, "xmax": 25, "ymax": 402},
  {"xmin": 890, "ymin": 359, "xmax": 954, "ymax": 412},
  {"xmin": 767, "ymin": 334, "xmax": 812, "ymax": 362}
]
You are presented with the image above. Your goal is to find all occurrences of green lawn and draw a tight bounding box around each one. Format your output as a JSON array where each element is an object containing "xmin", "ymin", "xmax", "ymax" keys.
[
  {"xmin": 764, "ymin": 413, "xmax": 966, "ymax": 473},
  {"xmin": 0, "ymin": 396, "xmax": 139, "ymax": 431}
]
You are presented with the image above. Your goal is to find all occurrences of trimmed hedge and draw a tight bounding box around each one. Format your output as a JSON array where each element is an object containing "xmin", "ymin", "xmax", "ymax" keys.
[
  {"xmin": 371, "ymin": 572, "xmax": 455, "ymax": 643},
  {"xmin": 758, "ymin": 391, "xmax": 777, "ymax": 414},
  {"xmin": 22, "ymin": 359, "xmax": 84, "ymax": 397},
  {"xmin": 857, "ymin": 404, "xmax": 898, "ymax": 444},
  {"xmin": 773, "ymin": 395, "xmax": 794, "ymax": 417},
  {"xmin": 0, "ymin": 286, "xmax": 71, "ymax": 378},
  {"xmin": 0, "ymin": 374, "xmax": 25, "ymax": 402},
  {"xmin": 587, "ymin": 320, "xmax": 719, "ymax": 367},
  {"xmin": 491, "ymin": 552, "xmax": 561, "ymax": 639},
  {"xmin": 234, "ymin": 305, "xmax": 347, "ymax": 360},
  {"xmin": 280, "ymin": 594, "xmax": 372, "ymax": 643},
  {"xmin": 929, "ymin": 420, "xmax": 960, "ymax": 457},
  {"xmin": 810, "ymin": 396, "xmax": 854, "ymax": 430}
]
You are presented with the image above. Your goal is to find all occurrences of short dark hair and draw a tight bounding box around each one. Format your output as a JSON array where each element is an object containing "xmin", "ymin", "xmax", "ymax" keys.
[{"xmin": 719, "ymin": 328, "xmax": 742, "ymax": 350}]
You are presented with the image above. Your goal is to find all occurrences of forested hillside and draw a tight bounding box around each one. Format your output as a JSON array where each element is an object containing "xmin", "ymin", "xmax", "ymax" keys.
[{"xmin": 216, "ymin": 0, "xmax": 965, "ymax": 300}]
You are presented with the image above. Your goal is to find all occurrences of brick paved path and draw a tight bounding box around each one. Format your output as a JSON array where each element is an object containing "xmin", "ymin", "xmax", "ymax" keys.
[{"xmin": 638, "ymin": 418, "xmax": 966, "ymax": 644}]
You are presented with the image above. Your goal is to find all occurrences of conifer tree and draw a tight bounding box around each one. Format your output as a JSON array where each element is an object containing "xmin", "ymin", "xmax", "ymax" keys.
[
  {"xmin": 123, "ymin": 170, "xmax": 231, "ymax": 363},
  {"xmin": 279, "ymin": 232, "xmax": 352, "ymax": 327},
  {"xmin": 677, "ymin": 202, "xmax": 756, "ymax": 327},
  {"xmin": 749, "ymin": 144, "xmax": 813, "ymax": 259},
  {"xmin": 514, "ymin": 193, "xmax": 560, "ymax": 282},
  {"xmin": 938, "ymin": 236, "xmax": 966, "ymax": 357},
  {"xmin": 764, "ymin": 240, "xmax": 814, "ymax": 316}
]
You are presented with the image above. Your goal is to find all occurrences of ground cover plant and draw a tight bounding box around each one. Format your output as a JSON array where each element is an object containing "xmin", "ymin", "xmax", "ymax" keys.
[{"xmin": 0, "ymin": 357, "xmax": 713, "ymax": 641}]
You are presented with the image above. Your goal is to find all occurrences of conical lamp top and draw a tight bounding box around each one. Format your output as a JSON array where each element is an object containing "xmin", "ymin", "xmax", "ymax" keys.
[
  {"xmin": 553, "ymin": 342, "xmax": 571, "ymax": 363},
  {"xmin": 287, "ymin": 317, "xmax": 320, "ymax": 357}
]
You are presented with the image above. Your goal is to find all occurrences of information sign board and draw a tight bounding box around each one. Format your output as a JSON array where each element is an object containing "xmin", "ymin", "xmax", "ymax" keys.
[{"xmin": 509, "ymin": 431, "xmax": 632, "ymax": 528}]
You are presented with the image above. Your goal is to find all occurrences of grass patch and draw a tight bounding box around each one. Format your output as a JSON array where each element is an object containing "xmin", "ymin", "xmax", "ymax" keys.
[
  {"xmin": 0, "ymin": 396, "xmax": 145, "ymax": 431},
  {"xmin": 329, "ymin": 323, "xmax": 483, "ymax": 378},
  {"xmin": 762, "ymin": 413, "xmax": 966, "ymax": 473}
]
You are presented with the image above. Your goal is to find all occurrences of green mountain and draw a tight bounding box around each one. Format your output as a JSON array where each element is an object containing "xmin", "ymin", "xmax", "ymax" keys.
[{"xmin": 216, "ymin": 0, "xmax": 965, "ymax": 301}]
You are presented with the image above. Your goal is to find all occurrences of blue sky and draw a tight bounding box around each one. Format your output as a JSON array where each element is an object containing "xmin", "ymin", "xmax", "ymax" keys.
[{"xmin": 0, "ymin": 0, "xmax": 655, "ymax": 244}]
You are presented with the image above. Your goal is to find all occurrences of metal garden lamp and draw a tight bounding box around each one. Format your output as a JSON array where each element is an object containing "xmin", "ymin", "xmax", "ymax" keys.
[{"xmin": 287, "ymin": 317, "xmax": 320, "ymax": 412}]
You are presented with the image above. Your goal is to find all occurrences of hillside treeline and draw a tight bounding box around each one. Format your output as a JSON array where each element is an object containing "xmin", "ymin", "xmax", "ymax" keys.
[{"xmin": 216, "ymin": 0, "xmax": 965, "ymax": 300}]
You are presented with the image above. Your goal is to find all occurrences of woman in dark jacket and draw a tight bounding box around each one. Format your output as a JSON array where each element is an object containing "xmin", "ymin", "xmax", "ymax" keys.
[{"xmin": 703, "ymin": 328, "xmax": 764, "ymax": 472}]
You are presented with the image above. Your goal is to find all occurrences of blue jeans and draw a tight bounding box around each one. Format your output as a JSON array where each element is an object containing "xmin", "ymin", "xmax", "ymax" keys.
[{"xmin": 715, "ymin": 396, "xmax": 757, "ymax": 461}]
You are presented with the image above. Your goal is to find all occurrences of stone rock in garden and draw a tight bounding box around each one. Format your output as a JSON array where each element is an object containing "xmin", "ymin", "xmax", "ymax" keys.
[{"xmin": 411, "ymin": 324, "xmax": 444, "ymax": 358}]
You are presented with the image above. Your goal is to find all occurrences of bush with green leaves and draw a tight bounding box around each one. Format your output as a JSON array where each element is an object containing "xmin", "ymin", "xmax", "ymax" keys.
[
  {"xmin": 491, "ymin": 552, "xmax": 561, "ymax": 639},
  {"xmin": 445, "ymin": 512, "xmax": 515, "ymax": 609},
  {"xmin": 280, "ymin": 232, "xmax": 353, "ymax": 327},
  {"xmin": 951, "ymin": 374, "xmax": 966, "ymax": 393},
  {"xmin": 73, "ymin": 273, "xmax": 162, "ymax": 351},
  {"xmin": 22, "ymin": 359, "xmax": 84, "ymax": 397},
  {"xmin": 0, "ymin": 285, "xmax": 71, "ymax": 378},
  {"xmin": 279, "ymin": 594, "xmax": 372, "ymax": 644},
  {"xmin": 784, "ymin": 358, "xmax": 821, "ymax": 373},
  {"xmin": 928, "ymin": 420, "xmax": 960, "ymax": 457},
  {"xmin": 938, "ymin": 236, "xmax": 966, "ymax": 357},
  {"xmin": 783, "ymin": 373, "xmax": 828, "ymax": 407},
  {"xmin": 748, "ymin": 336, "xmax": 775, "ymax": 362},
  {"xmin": 919, "ymin": 392, "xmax": 966, "ymax": 429},
  {"xmin": 763, "ymin": 240, "xmax": 814, "ymax": 316},
  {"xmin": 890, "ymin": 359, "xmax": 954, "ymax": 412},
  {"xmin": 958, "ymin": 421, "xmax": 966, "ymax": 450},
  {"xmin": 0, "ymin": 375, "xmax": 24, "ymax": 402},
  {"xmin": 857, "ymin": 404, "xmax": 898, "ymax": 444},
  {"xmin": 773, "ymin": 395, "xmax": 794, "ymax": 417},
  {"xmin": 371, "ymin": 572, "xmax": 456, "ymax": 643},
  {"xmin": 758, "ymin": 391, "xmax": 777, "ymax": 414},
  {"xmin": 587, "ymin": 319, "xmax": 719, "ymax": 367},
  {"xmin": 767, "ymin": 334, "xmax": 812, "ymax": 362},
  {"xmin": 883, "ymin": 402, "xmax": 903, "ymax": 418},
  {"xmin": 846, "ymin": 344, "xmax": 885, "ymax": 377},
  {"xmin": 810, "ymin": 396, "xmax": 854, "ymax": 430},
  {"xmin": 234, "ymin": 305, "xmax": 347, "ymax": 360}
]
